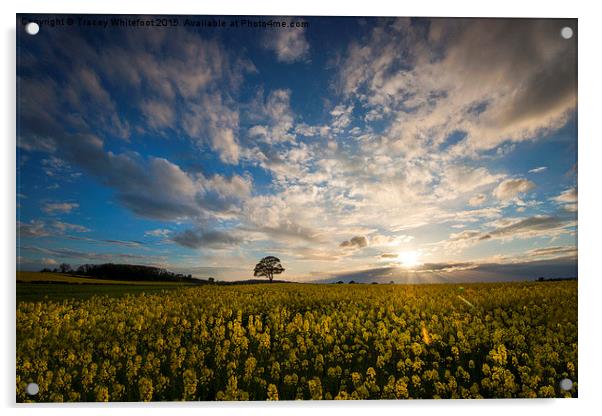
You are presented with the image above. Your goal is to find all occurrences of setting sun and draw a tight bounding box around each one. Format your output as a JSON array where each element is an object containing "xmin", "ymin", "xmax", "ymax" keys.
[{"xmin": 398, "ymin": 251, "xmax": 422, "ymax": 268}]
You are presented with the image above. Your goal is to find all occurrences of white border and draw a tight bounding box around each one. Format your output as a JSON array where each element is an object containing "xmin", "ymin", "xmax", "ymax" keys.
[{"xmin": 3, "ymin": 1, "xmax": 601, "ymax": 415}]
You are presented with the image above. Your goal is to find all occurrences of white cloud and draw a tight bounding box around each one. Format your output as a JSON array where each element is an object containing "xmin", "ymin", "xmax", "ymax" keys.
[
  {"xmin": 450, "ymin": 215, "xmax": 575, "ymax": 245},
  {"xmin": 338, "ymin": 19, "xmax": 576, "ymax": 157},
  {"xmin": 330, "ymin": 104, "xmax": 354, "ymax": 133},
  {"xmin": 295, "ymin": 123, "xmax": 321, "ymax": 137},
  {"xmin": 525, "ymin": 245, "xmax": 577, "ymax": 260},
  {"xmin": 42, "ymin": 202, "xmax": 79, "ymax": 215},
  {"xmin": 18, "ymin": 220, "xmax": 50, "ymax": 238},
  {"xmin": 369, "ymin": 234, "xmax": 414, "ymax": 247},
  {"xmin": 552, "ymin": 187, "xmax": 577, "ymax": 204},
  {"xmin": 42, "ymin": 258, "xmax": 58, "ymax": 266},
  {"xmin": 18, "ymin": 220, "xmax": 90, "ymax": 238},
  {"xmin": 264, "ymin": 21, "xmax": 310, "ymax": 63},
  {"xmin": 41, "ymin": 156, "xmax": 71, "ymax": 178},
  {"xmin": 19, "ymin": 29, "xmax": 253, "ymax": 166},
  {"xmin": 141, "ymin": 99, "xmax": 176, "ymax": 130},
  {"xmin": 182, "ymin": 93, "xmax": 241, "ymax": 164},
  {"xmin": 22, "ymin": 245, "xmax": 165, "ymax": 264},
  {"xmin": 468, "ymin": 194, "xmax": 487, "ymax": 206},
  {"xmin": 51, "ymin": 221, "xmax": 90, "ymax": 233},
  {"xmin": 248, "ymin": 89, "xmax": 295, "ymax": 144},
  {"xmin": 493, "ymin": 178, "xmax": 536, "ymax": 201},
  {"xmin": 241, "ymin": 192, "xmax": 323, "ymax": 244},
  {"xmin": 528, "ymin": 166, "xmax": 548, "ymax": 174},
  {"xmin": 437, "ymin": 166, "xmax": 504, "ymax": 200},
  {"xmin": 145, "ymin": 229, "xmax": 172, "ymax": 238},
  {"xmin": 550, "ymin": 187, "xmax": 577, "ymax": 213},
  {"xmin": 171, "ymin": 228, "xmax": 244, "ymax": 249}
]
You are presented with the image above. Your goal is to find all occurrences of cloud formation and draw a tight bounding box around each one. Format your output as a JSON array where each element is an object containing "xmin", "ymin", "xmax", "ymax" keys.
[
  {"xmin": 468, "ymin": 194, "xmax": 487, "ymax": 207},
  {"xmin": 339, "ymin": 18, "xmax": 576, "ymax": 155},
  {"xmin": 42, "ymin": 202, "xmax": 79, "ymax": 215},
  {"xmin": 145, "ymin": 229, "xmax": 172, "ymax": 238},
  {"xmin": 18, "ymin": 220, "xmax": 89, "ymax": 239},
  {"xmin": 552, "ymin": 187, "xmax": 577, "ymax": 203},
  {"xmin": 449, "ymin": 214, "xmax": 575, "ymax": 245},
  {"xmin": 493, "ymin": 178, "xmax": 536, "ymax": 201},
  {"xmin": 21, "ymin": 245, "xmax": 161, "ymax": 263},
  {"xmin": 17, "ymin": 220, "xmax": 51, "ymax": 238},
  {"xmin": 247, "ymin": 89, "xmax": 296, "ymax": 144},
  {"xmin": 171, "ymin": 229, "xmax": 244, "ymax": 249},
  {"xmin": 340, "ymin": 236, "xmax": 368, "ymax": 249},
  {"xmin": 264, "ymin": 20, "xmax": 310, "ymax": 63}
]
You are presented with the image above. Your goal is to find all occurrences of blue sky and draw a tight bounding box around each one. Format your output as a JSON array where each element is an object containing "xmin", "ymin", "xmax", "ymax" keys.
[{"xmin": 17, "ymin": 16, "xmax": 577, "ymax": 282}]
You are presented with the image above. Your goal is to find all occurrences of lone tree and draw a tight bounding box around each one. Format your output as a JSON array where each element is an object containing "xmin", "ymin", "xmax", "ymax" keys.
[{"xmin": 254, "ymin": 256, "xmax": 285, "ymax": 283}]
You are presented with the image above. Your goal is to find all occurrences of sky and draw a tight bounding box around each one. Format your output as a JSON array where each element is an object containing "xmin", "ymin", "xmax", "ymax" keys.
[{"xmin": 16, "ymin": 15, "xmax": 577, "ymax": 283}]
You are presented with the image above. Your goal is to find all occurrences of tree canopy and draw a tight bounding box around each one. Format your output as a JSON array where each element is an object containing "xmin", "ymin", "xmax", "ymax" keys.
[{"xmin": 253, "ymin": 256, "xmax": 285, "ymax": 282}]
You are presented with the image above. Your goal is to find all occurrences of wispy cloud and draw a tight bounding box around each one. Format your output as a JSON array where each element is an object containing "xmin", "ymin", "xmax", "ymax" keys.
[
  {"xmin": 448, "ymin": 214, "xmax": 575, "ymax": 246},
  {"xmin": 20, "ymin": 245, "xmax": 163, "ymax": 263},
  {"xmin": 171, "ymin": 228, "xmax": 244, "ymax": 249},
  {"xmin": 42, "ymin": 202, "xmax": 79, "ymax": 215},
  {"xmin": 17, "ymin": 219, "xmax": 89, "ymax": 238},
  {"xmin": 145, "ymin": 229, "xmax": 172, "ymax": 238}
]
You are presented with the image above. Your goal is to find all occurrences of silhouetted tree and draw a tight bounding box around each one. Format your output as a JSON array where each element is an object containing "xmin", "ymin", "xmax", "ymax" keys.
[
  {"xmin": 336, "ymin": 281, "xmax": 344, "ymax": 284},
  {"xmin": 253, "ymin": 256, "xmax": 285, "ymax": 283},
  {"xmin": 208, "ymin": 277, "xmax": 215, "ymax": 284},
  {"xmin": 59, "ymin": 263, "xmax": 72, "ymax": 273},
  {"xmin": 349, "ymin": 280, "xmax": 356, "ymax": 284}
]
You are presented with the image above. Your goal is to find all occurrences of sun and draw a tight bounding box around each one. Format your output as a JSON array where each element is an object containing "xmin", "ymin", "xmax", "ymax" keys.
[{"xmin": 398, "ymin": 250, "xmax": 422, "ymax": 268}]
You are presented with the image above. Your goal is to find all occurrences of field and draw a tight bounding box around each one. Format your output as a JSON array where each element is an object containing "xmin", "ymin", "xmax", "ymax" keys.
[
  {"xmin": 16, "ymin": 281, "xmax": 577, "ymax": 401},
  {"xmin": 16, "ymin": 272, "xmax": 196, "ymax": 302},
  {"xmin": 17, "ymin": 271, "xmax": 198, "ymax": 286},
  {"xmin": 16, "ymin": 283, "xmax": 195, "ymax": 302}
]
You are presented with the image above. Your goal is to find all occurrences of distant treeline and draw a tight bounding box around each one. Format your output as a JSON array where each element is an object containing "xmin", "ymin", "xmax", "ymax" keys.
[
  {"xmin": 41, "ymin": 263, "xmax": 200, "ymax": 283},
  {"xmin": 39, "ymin": 263, "xmax": 293, "ymax": 285},
  {"xmin": 536, "ymin": 276, "xmax": 577, "ymax": 282}
]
